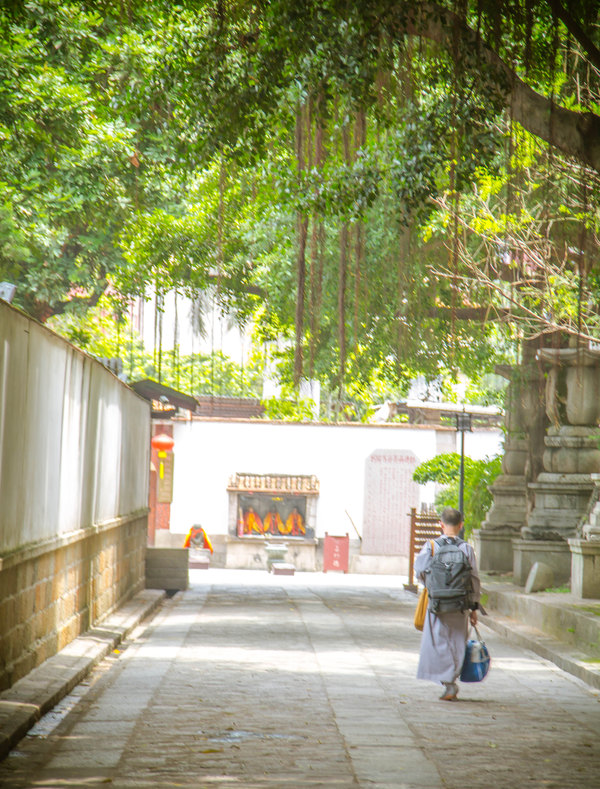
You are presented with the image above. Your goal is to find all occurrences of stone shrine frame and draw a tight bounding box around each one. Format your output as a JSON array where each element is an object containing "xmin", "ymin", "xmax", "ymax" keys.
[{"xmin": 227, "ymin": 473, "xmax": 319, "ymax": 541}]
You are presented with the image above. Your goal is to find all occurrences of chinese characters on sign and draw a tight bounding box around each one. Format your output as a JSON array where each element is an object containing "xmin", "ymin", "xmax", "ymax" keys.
[
  {"xmin": 332, "ymin": 542, "xmax": 341, "ymax": 567},
  {"xmin": 323, "ymin": 533, "xmax": 349, "ymax": 572},
  {"xmin": 157, "ymin": 454, "xmax": 174, "ymax": 503},
  {"xmin": 362, "ymin": 449, "xmax": 419, "ymax": 556}
]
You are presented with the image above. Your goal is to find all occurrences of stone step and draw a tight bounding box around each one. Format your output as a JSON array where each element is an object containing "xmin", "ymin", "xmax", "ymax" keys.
[{"xmin": 482, "ymin": 574, "xmax": 600, "ymax": 688}]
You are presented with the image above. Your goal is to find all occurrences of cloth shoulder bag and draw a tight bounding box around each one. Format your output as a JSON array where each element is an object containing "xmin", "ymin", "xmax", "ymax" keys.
[
  {"xmin": 413, "ymin": 540, "xmax": 434, "ymax": 631},
  {"xmin": 413, "ymin": 587, "xmax": 428, "ymax": 631},
  {"xmin": 460, "ymin": 625, "xmax": 491, "ymax": 682}
]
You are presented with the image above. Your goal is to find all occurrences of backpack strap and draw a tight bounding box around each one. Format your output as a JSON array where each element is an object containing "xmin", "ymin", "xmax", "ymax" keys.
[{"xmin": 430, "ymin": 539, "xmax": 437, "ymax": 558}]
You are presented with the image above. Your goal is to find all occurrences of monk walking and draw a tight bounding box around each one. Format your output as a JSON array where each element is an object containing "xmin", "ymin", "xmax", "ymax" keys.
[{"xmin": 414, "ymin": 507, "xmax": 481, "ymax": 701}]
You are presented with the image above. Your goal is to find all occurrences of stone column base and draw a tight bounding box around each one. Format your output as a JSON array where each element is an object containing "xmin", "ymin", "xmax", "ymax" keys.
[
  {"xmin": 349, "ymin": 554, "xmax": 408, "ymax": 576},
  {"xmin": 473, "ymin": 529, "xmax": 518, "ymax": 573},
  {"xmin": 224, "ymin": 536, "xmax": 318, "ymax": 571},
  {"xmin": 512, "ymin": 538, "xmax": 572, "ymax": 587},
  {"xmin": 569, "ymin": 538, "xmax": 600, "ymax": 599}
]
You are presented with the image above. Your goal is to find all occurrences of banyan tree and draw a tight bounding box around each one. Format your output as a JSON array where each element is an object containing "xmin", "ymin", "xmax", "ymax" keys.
[{"xmin": 5, "ymin": 3, "xmax": 600, "ymax": 587}]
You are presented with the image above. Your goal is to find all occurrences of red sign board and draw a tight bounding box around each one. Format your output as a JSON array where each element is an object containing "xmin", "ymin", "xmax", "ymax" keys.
[{"xmin": 323, "ymin": 533, "xmax": 349, "ymax": 573}]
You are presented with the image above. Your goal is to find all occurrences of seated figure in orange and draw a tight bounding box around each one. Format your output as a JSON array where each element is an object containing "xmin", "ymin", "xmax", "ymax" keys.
[
  {"xmin": 264, "ymin": 511, "xmax": 284, "ymax": 535},
  {"xmin": 243, "ymin": 507, "xmax": 264, "ymax": 534},
  {"xmin": 183, "ymin": 525, "xmax": 214, "ymax": 553},
  {"xmin": 284, "ymin": 506, "xmax": 305, "ymax": 536}
]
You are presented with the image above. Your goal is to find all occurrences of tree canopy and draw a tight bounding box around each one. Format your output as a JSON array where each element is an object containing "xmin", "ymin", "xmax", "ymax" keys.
[{"xmin": 2, "ymin": 1, "xmax": 600, "ymax": 405}]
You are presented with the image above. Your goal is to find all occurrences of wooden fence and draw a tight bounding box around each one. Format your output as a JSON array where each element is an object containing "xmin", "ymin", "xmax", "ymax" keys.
[{"xmin": 405, "ymin": 507, "xmax": 442, "ymax": 591}]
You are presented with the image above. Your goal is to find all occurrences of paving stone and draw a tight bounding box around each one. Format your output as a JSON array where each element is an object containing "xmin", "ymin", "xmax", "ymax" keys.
[{"xmin": 1, "ymin": 571, "xmax": 600, "ymax": 788}]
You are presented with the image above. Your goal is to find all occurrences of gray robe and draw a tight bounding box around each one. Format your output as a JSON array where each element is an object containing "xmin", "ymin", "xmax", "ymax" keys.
[{"xmin": 415, "ymin": 538, "xmax": 481, "ymax": 684}]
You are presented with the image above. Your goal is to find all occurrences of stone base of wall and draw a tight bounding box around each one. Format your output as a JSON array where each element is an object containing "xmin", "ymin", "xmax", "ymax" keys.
[
  {"xmin": 0, "ymin": 511, "xmax": 147, "ymax": 692},
  {"xmin": 512, "ymin": 538, "xmax": 572, "ymax": 587},
  {"xmin": 155, "ymin": 531, "xmax": 228, "ymax": 568},
  {"xmin": 350, "ymin": 553, "xmax": 408, "ymax": 575},
  {"xmin": 473, "ymin": 529, "xmax": 518, "ymax": 573},
  {"xmin": 224, "ymin": 536, "xmax": 318, "ymax": 571},
  {"xmin": 157, "ymin": 531, "xmax": 406, "ymax": 575},
  {"xmin": 154, "ymin": 530, "xmax": 186, "ymax": 548}
]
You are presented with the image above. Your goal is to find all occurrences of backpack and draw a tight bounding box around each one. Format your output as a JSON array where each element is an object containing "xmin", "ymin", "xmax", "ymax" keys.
[{"xmin": 424, "ymin": 537, "xmax": 473, "ymax": 614}]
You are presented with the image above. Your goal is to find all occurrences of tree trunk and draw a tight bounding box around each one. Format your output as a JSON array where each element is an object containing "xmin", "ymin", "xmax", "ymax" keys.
[
  {"xmin": 294, "ymin": 215, "xmax": 309, "ymax": 385},
  {"xmin": 294, "ymin": 104, "xmax": 308, "ymax": 385},
  {"xmin": 338, "ymin": 223, "xmax": 348, "ymax": 403},
  {"xmin": 396, "ymin": 2, "xmax": 600, "ymax": 172}
]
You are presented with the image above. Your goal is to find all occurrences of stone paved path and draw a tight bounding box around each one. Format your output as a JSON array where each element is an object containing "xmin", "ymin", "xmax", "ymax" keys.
[{"xmin": 1, "ymin": 569, "xmax": 600, "ymax": 788}]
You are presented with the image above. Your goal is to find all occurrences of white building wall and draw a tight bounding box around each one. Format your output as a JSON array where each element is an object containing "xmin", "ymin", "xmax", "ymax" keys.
[
  {"xmin": 135, "ymin": 290, "xmax": 251, "ymax": 359},
  {"xmin": 463, "ymin": 425, "xmax": 504, "ymax": 460},
  {"xmin": 169, "ymin": 418, "xmax": 502, "ymax": 538}
]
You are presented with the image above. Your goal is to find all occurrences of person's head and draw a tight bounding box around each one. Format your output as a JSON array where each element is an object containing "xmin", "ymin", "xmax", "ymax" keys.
[{"xmin": 440, "ymin": 507, "xmax": 463, "ymax": 535}]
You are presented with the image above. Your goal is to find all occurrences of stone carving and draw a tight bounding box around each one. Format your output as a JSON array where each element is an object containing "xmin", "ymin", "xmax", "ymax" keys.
[
  {"xmin": 480, "ymin": 365, "xmax": 529, "ymax": 536},
  {"xmin": 227, "ymin": 473, "xmax": 319, "ymax": 494},
  {"xmin": 476, "ymin": 361, "xmax": 547, "ymax": 572},
  {"xmin": 522, "ymin": 348, "xmax": 600, "ymax": 541}
]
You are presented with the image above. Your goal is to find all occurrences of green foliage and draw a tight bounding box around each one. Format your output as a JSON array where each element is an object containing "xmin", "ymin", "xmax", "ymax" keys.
[
  {"xmin": 413, "ymin": 454, "xmax": 464, "ymax": 486},
  {"xmin": 413, "ymin": 452, "xmax": 502, "ymax": 537},
  {"xmin": 464, "ymin": 373, "xmax": 507, "ymax": 408},
  {"xmin": 5, "ymin": 0, "xmax": 600, "ymax": 410},
  {"xmin": 48, "ymin": 295, "xmax": 263, "ymax": 398},
  {"xmin": 170, "ymin": 351, "xmax": 263, "ymax": 399},
  {"xmin": 261, "ymin": 394, "xmax": 316, "ymax": 422},
  {"xmin": 0, "ymin": 1, "xmax": 190, "ymax": 319}
]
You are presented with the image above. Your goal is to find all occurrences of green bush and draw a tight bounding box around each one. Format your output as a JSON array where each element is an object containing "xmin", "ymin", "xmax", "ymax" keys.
[
  {"xmin": 261, "ymin": 396, "xmax": 316, "ymax": 422},
  {"xmin": 413, "ymin": 453, "xmax": 502, "ymax": 538}
]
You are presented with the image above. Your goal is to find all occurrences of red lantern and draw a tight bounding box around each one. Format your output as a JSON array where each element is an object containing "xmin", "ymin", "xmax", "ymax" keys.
[
  {"xmin": 151, "ymin": 433, "xmax": 174, "ymax": 479},
  {"xmin": 151, "ymin": 433, "xmax": 175, "ymax": 453}
]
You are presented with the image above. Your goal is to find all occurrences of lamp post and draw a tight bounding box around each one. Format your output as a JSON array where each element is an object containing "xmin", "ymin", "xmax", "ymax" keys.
[{"xmin": 455, "ymin": 410, "xmax": 473, "ymax": 517}]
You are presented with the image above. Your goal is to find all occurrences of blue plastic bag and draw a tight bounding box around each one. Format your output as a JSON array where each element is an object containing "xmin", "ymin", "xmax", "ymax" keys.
[{"xmin": 460, "ymin": 626, "xmax": 491, "ymax": 683}]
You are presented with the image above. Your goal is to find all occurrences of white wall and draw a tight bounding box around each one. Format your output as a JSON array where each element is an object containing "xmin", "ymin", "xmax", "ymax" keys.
[
  {"xmin": 0, "ymin": 301, "xmax": 150, "ymax": 553},
  {"xmin": 461, "ymin": 424, "xmax": 503, "ymax": 461},
  {"xmin": 170, "ymin": 419, "xmax": 502, "ymax": 538}
]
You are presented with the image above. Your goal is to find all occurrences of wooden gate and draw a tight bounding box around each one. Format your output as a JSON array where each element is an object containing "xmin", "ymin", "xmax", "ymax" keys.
[{"xmin": 405, "ymin": 508, "xmax": 442, "ymax": 591}]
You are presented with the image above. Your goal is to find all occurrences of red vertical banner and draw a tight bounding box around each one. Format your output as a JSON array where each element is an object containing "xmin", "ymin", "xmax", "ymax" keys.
[
  {"xmin": 148, "ymin": 424, "xmax": 174, "ymax": 545},
  {"xmin": 323, "ymin": 533, "xmax": 349, "ymax": 573}
]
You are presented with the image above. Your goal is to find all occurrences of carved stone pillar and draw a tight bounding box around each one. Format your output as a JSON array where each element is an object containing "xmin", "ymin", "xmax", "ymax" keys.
[
  {"xmin": 514, "ymin": 348, "xmax": 600, "ymax": 585},
  {"xmin": 476, "ymin": 365, "xmax": 530, "ymax": 572},
  {"xmin": 476, "ymin": 354, "xmax": 547, "ymax": 572}
]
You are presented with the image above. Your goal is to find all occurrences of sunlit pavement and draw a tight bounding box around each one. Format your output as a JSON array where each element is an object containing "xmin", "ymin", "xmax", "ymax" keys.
[{"xmin": 1, "ymin": 568, "xmax": 600, "ymax": 788}]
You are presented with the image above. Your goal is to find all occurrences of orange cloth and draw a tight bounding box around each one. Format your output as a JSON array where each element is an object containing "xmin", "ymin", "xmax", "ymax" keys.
[
  {"xmin": 264, "ymin": 511, "xmax": 284, "ymax": 534},
  {"xmin": 285, "ymin": 509, "xmax": 305, "ymax": 536},
  {"xmin": 183, "ymin": 526, "xmax": 214, "ymax": 553},
  {"xmin": 243, "ymin": 508, "xmax": 264, "ymax": 534}
]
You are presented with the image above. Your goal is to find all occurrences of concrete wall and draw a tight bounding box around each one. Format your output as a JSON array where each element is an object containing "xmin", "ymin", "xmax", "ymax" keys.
[
  {"xmin": 0, "ymin": 301, "xmax": 150, "ymax": 690},
  {"xmin": 168, "ymin": 418, "xmax": 502, "ymax": 541}
]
